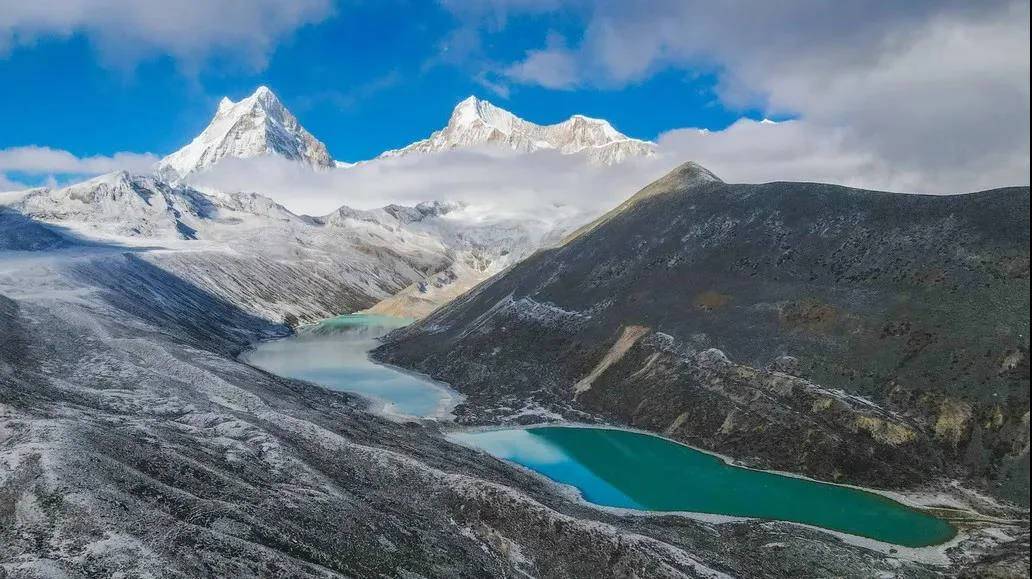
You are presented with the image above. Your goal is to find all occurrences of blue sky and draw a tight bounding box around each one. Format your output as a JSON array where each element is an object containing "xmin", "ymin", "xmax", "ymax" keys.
[
  {"xmin": 0, "ymin": 1, "xmax": 752, "ymax": 163},
  {"xmin": 0, "ymin": 0, "xmax": 1026, "ymax": 194}
]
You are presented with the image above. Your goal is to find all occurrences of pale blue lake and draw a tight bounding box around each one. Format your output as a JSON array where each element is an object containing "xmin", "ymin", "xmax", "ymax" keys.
[{"xmin": 241, "ymin": 314, "xmax": 459, "ymax": 418}]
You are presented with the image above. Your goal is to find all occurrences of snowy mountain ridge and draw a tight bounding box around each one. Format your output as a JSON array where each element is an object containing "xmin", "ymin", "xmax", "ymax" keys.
[
  {"xmin": 9, "ymin": 169, "xmax": 579, "ymax": 318},
  {"xmin": 17, "ymin": 170, "xmax": 216, "ymax": 239},
  {"xmin": 377, "ymin": 96, "xmax": 656, "ymax": 165},
  {"xmin": 154, "ymin": 88, "xmax": 653, "ymax": 177},
  {"xmin": 157, "ymin": 86, "xmax": 334, "ymax": 181},
  {"xmin": 6, "ymin": 87, "xmax": 663, "ymax": 317}
]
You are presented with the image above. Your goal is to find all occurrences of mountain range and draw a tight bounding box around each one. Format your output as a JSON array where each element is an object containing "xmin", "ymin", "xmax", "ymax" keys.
[
  {"xmin": 377, "ymin": 95, "xmax": 656, "ymax": 165},
  {"xmin": 8, "ymin": 87, "xmax": 645, "ymax": 319},
  {"xmin": 157, "ymin": 87, "xmax": 654, "ymax": 181}
]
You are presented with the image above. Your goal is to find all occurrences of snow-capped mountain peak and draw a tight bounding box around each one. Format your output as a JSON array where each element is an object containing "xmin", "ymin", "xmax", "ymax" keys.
[
  {"xmin": 216, "ymin": 97, "xmax": 234, "ymax": 114},
  {"xmin": 378, "ymin": 96, "xmax": 656, "ymax": 165},
  {"xmin": 13, "ymin": 170, "xmax": 216, "ymax": 239},
  {"xmin": 158, "ymin": 86, "xmax": 334, "ymax": 181},
  {"xmin": 448, "ymin": 96, "xmax": 518, "ymax": 132}
]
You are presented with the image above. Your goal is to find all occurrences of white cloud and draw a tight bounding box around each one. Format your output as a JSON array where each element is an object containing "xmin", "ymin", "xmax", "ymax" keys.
[
  {"xmin": 0, "ymin": 173, "xmax": 27, "ymax": 193},
  {"xmin": 659, "ymin": 120, "xmax": 939, "ymax": 194},
  {"xmin": 189, "ymin": 148, "xmax": 676, "ymax": 218},
  {"xmin": 0, "ymin": 0, "xmax": 334, "ymax": 68},
  {"xmin": 504, "ymin": 33, "xmax": 579, "ymax": 89},
  {"xmin": 660, "ymin": 118, "xmax": 1023, "ymax": 194},
  {"xmin": 444, "ymin": 0, "xmax": 1030, "ymax": 190},
  {"xmin": 0, "ymin": 146, "xmax": 159, "ymax": 184},
  {"xmin": 186, "ymin": 114, "xmax": 1016, "ymax": 225}
]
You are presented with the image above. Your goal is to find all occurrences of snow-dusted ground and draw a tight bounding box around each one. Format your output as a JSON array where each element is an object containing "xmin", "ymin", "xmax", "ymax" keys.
[
  {"xmin": 5, "ymin": 170, "xmax": 586, "ymax": 323},
  {"xmin": 1, "ymin": 217, "xmax": 985, "ymax": 577}
]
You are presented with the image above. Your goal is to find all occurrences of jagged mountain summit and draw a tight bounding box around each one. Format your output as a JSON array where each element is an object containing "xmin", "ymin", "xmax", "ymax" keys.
[
  {"xmin": 378, "ymin": 96, "xmax": 656, "ymax": 165},
  {"xmin": 158, "ymin": 86, "xmax": 334, "ymax": 181}
]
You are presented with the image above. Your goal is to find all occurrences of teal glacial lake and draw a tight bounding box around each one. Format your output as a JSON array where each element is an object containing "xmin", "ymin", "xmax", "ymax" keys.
[
  {"xmin": 450, "ymin": 427, "xmax": 957, "ymax": 548},
  {"xmin": 241, "ymin": 314, "xmax": 459, "ymax": 418}
]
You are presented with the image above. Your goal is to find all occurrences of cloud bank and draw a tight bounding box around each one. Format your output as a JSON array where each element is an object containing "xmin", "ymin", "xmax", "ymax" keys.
[
  {"xmin": 188, "ymin": 115, "xmax": 1020, "ymax": 222},
  {"xmin": 0, "ymin": 0, "xmax": 334, "ymax": 68},
  {"xmin": 3, "ymin": 122, "xmax": 1019, "ymax": 213},
  {"xmin": 0, "ymin": 146, "xmax": 159, "ymax": 189},
  {"xmin": 0, "ymin": 146, "xmax": 158, "ymax": 175},
  {"xmin": 190, "ymin": 148, "xmax": 671, "ymax": 218},
  {"xmin": 444, "ymin": 0, "xmax": 1030, "ymax": 191}
]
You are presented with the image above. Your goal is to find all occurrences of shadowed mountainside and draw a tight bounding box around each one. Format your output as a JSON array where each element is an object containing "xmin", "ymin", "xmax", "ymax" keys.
[{"xmin": 376, "ymin": 162, "xmax": 1031, "ymax": 505}]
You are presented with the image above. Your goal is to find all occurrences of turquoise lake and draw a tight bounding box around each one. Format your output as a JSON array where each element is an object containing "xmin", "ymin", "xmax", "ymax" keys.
[
  {"xmin": 450, "ymin": 426, "xmax": 957, "ymax": 548},
  {"xmin": 240, "ymin": 314, "xmax": 459, "ymax": 418}
]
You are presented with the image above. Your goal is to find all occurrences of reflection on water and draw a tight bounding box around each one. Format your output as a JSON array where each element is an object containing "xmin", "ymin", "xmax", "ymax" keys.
[
  {"xmin": 449, "ymin": 429, "xmax": 641, "ymax": 508},
  {"xmin": 241, "ymin": 314, "xmax": 459, "ymax": 418}
]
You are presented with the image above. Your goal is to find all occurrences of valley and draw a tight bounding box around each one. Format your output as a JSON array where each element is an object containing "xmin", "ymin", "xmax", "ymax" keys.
[
  {"xmin": 1, "ymin": 86, "xmax": 1028, "ymax": 577},
  {"xmin": 233, "ymin": 309, "xmax": 1023, "ymax": 568},
  {"xmin": 236, "ymin": 312, "xmax": 962, "ymax": 550},
  {"xmin": 3, "ymin": 225, "xmax": 988, "ymax": 578}
]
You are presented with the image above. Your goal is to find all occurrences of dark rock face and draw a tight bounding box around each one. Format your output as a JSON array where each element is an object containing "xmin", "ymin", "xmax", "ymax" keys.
[{"xmin": 377, "ymin": 167, "xmax": 1030, "ymax": 504}]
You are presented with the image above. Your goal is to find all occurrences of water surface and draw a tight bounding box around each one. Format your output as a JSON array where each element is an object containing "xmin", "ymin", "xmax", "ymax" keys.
[
  {"xmin": 241, "ymin": 314, "xmax": 458, "ymax": 418},
  {"xmin": 451, "ymin": 426, "xmax": 956, "ymax": 548}
]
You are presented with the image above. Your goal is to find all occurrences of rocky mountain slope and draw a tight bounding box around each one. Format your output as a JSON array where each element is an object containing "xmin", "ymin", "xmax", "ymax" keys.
[
  {"xmin": 376, "ymin": 162, "xmax": 1031, "ymax": 506},
  {"xmin": 6, "ymin": 170, "xmax": 582, "ymax": 324},
  {"xmin": 1, "ymin": 215, "xmax": 976, "ymax": 578},
  {"xmin": 158, "ymin": 86, "xmax": 334, "ymax": 181},
  {"xmin": 378, "ymin": 96, "xmax": 656, "ymax": 166},
  {"xmin": 8, "ymin": 171, "xmax": 453, "ymax": 324}
]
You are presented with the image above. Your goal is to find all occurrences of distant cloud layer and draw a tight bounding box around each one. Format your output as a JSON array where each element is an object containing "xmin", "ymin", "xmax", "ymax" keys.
[
  {"xmin": 446, "ymin": 0, "xmax": 1031, "ymax": 192},
  {"xmin": 0, "ymin": 146, "xmax": 158, "ymax": 176},
  {"xmin": 0, "ymin": 0, "xmax": 334, "ymax": 67},
  {"xmin": 1, "ymin": 113, "xmax": 1021, "ymax": 208},
  {"xmin": 187, "ymin": 114, "xmax": 1018, "ymax": 222},
  {"xmin": 189, "ymin": 148, "xmax": 671, "ymax": 218}
]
